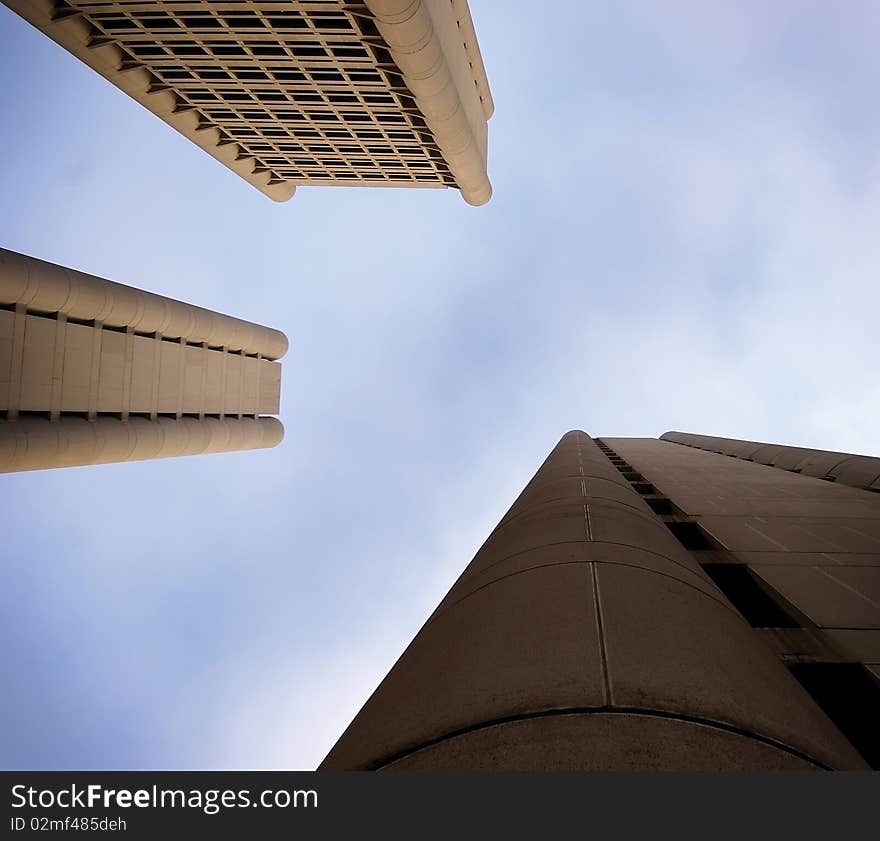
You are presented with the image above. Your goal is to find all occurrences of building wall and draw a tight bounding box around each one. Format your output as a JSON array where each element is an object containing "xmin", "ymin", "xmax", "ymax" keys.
[
  {"xmin": 0, "ymin": 309, "xmax": 281, "ymax": 419},
  {"xmin": 2, "ymin": 0, "xmax": 493, "ymax": 203},
  {"xmin": 0, "ymin": 248, "xmax": 286, "ymax": 472},
  {"xmin": 661, "ymin": 430, "xmax": 880, "ymax": 493},
  {"xmin": 320, "ymin": 431, "xmax": 865, "ymax": 770},
  {"xmin": 0, "ymin": 414, "xmax": 283, "ymax": 473},
  {"xmin": 605, "ymin": 437, "xmax": 880, "ymax": 673}
]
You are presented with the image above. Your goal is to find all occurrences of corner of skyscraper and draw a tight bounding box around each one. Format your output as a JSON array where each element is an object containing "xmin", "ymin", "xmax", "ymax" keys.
[{"xmin": 321, "ymin": 429, "xmax": 880, "ymax": 770}]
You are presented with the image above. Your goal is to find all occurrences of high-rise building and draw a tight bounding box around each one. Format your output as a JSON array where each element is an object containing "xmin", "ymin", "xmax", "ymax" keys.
[
  {"xmin": 0, "ymin": 247, "xmax": 286, "ymax": 473},
  {"xmin": 4, "ymin": 0, "xmax": 493, "ymax": 204},
  {"xmin": 321, "ymin": 430, "xmax": 880, "ymax": 770}
]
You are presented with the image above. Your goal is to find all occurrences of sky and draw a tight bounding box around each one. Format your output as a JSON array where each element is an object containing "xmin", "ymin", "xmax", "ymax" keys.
[{"xmin": 2, "ymin": 1, "xmax": 879, "ymax": 770}]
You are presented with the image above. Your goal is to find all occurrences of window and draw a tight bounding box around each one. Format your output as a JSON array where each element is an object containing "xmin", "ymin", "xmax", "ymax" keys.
[
  {"xmin": 788, "ymin": 663, "xmax": 880, "ymax": 768},
  {"xmin": 701, "ymin": 564, "xmax": 800, "ymax": 628}
]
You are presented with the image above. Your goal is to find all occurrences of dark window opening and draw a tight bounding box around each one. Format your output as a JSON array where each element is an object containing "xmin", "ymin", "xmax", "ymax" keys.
[
  {"xmin": 136, "ymin": 15, "xmax": 179, "ymax": 30},
  {"xmin": 224, "ymin": 17, "xmax": 266, "ymax": 29},
  {"xmin": 14, "ymin": 307, "xmax": 50, "ymax": 320},
  {"xmin": 645, "ymin": 497, "xmax": 673, "ymax": 515},
  {"xmin": 181, "ymin": 16, "xmax": 222, "ymax": 29},
  {"xmin": 314, "ymin": 17, "xmax": 353, "ymax": 31},
  {"xmin": 95, "ymin": 17, "xmax": 138, "ymax": 32},
  {"xmin": 311, "ymin": 70, "xmax": 346, "ymax": 82},
  {"xmin": 210, "ymin": 45, "xmax": 247, "ymax": 57},
  {"xmin": 168, "ymin": 45, "xmax": 207, "ymax": 57},
  {"xmin": 789, "ymin": 663, "xmax": 880, "ymax": 769},
  {"xmin": 666, "ymin": 520, "xmax": 715, "ymax": 550},
  {"xmin": 292, "ymin": 46, "xmax": 328, "ymax": 58},
  {"xmin": 348, "ymin": 71, "xmax": 381, "ymax": 83},
  {"xmin": 331, "ymin": 46, "xmax": 367, "ymax": 58},
  {"xmin": 701, "ymin": 564, "xmax": 800, "ymax": 628},
  {"xmin": 267, "ymin": 17, "xmax": 308, "ymax": 30},
  {"xmin": 131, "ymin": 46, "xmax": 167, "ymax": 58},
  {"xmin": 11, "ymin": 410, "xmax": 51, "ymax": 420},
  {"xmin": 251, "ymin": 45, "xmax": 287, "ymax": 57}
]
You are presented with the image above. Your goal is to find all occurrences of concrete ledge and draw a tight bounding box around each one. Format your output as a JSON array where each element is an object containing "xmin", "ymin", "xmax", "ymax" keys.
[
  {"xmin": 661, "ymin": 431, "xmax": 880, "ymax": 494},
  {"xmin": 0, "ymin": 248, "xmax": 288, "ymax": 359},
  {"xmin": 0, "ymin": 415, "xmax": 283, "ymax": 473}
]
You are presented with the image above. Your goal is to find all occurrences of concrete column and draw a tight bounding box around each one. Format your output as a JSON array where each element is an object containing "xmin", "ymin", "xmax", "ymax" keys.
[
  {"xmin": 320, "ymin": 431, "xmax": 865, "ymax": 770},
  {"xmin": 5, "ymin": 302, "xmax": 27, "ymax": 420},
  {"xmin": 364, "ymin": 0, "xmax": 492, "ymax": 205}
]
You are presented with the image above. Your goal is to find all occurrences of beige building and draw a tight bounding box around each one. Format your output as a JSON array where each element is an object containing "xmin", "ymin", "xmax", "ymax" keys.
[
  {"xmin": 5, "ymin": 0, "xmax": 493, "ymax": 204},
  {"xmin": 0, "ymin": 247, "xmax": 286, "ymax": 473}
]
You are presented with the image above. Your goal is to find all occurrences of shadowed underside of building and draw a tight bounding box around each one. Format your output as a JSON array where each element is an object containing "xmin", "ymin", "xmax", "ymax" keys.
[
  {"xmin": 321, "ymin": 430, "xmax": 880, "ymax": 770},
  {"xmin": 3, "ymin": 0, "xmax": 494, "ymax": 204}
]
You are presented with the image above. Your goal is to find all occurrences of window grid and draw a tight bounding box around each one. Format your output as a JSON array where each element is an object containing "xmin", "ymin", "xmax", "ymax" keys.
[{"xmin": 60, "ymin": 1, "xmax": 457, "ymax": 187}]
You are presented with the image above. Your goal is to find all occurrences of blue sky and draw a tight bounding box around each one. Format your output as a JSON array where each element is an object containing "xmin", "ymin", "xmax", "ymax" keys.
[{"xmin": 2, "ymin": 1, "xmax": 879, "ymax": 769}]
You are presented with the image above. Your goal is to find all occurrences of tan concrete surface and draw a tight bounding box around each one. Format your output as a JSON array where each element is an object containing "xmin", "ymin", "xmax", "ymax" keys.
[
  {"xmin": 1, "ymin": 248, "xmax": 286, "ymax": 472},
  {"xmin": 3, "ymin": 0, "xmax": 492, "ymax": 203},
  {"xmin": 0, "ymin": 414, "xmax": 283, "ymax": 473},
  {"xmin": 606, "ymin": 436, "xmax": 880, "ymax": 674},
  {"xmin": 321, "ymin": 432, "xmax": 865, "ymax": 770}
]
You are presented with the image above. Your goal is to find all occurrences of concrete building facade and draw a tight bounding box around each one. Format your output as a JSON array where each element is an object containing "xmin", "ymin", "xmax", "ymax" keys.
[
  {"xmin": 0, "ymin": 247, "xmax": 286, "ymax": 472},
  {"xmin": 321, "ymin": 430, "xmax": 880, "ymax": 770},
  {"xmin": 4, "ymin": 0, "xmax": 493, "ymax": 204}
]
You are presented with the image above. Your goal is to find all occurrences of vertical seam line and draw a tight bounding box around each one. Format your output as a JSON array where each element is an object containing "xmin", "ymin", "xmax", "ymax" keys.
[{"xmin": 590, "ymin": 561, "xmax": 613, "ymax": 706}]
